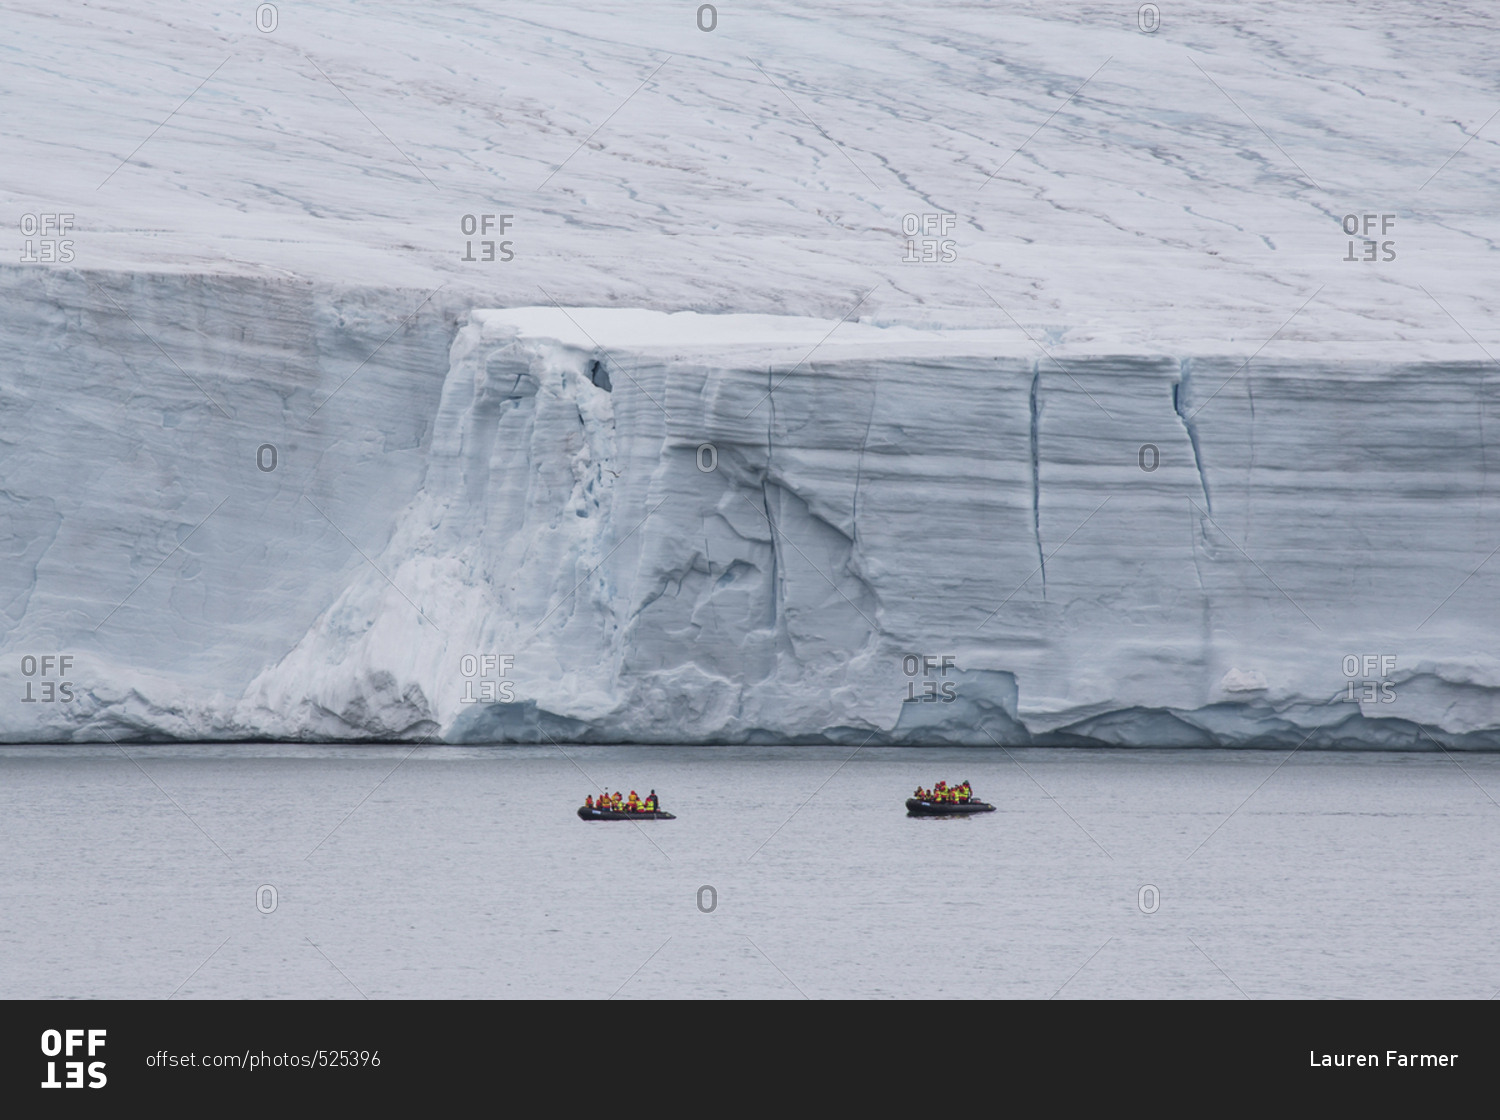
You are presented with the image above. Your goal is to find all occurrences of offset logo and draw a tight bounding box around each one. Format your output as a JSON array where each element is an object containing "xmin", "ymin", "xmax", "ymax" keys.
[
  {"xmin": 1341, "ymin": 213, "xmax": 1396, "ymax": 262},
  {"xmin": 459, "ymin": 654, "xmax": 516, "ymax": 703},
  {"xmin": 901, "ymin": 653, "xmax": 957, "ymax": 703},
  {"xmin": 459, "ymin": 214, "xmax": 515, "ymax": 263},
  {"xmin": 901, "ymin": 213, "xmax": 957, "ymax": 263},
  {"xmin": 19, "ymin": 214, "xmax": 76, "ymax": 263},
  {"xmin": 41, "ymin": 1029, "xmax": 106, "ymax": 1089},
  {"xmin": 1342, "ymin": 654, "xmax": 1397, "ymax": 703},
  {"xmin": 20, "ymin": 655, "xmax": 76, "ymax": 703}
]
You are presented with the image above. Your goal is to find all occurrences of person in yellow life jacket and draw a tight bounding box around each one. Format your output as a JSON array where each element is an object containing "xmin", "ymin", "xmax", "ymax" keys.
[
  {"xmin": 611, "ymin": 791, "xmax": 623, "ymax": 810},
  {"xmin": 646, "ymin": 789, "xmax": 659, "ymax": 811},
  {"xmin": 627, "ymin": 791, "xmax": 640, "ymax": 811}
]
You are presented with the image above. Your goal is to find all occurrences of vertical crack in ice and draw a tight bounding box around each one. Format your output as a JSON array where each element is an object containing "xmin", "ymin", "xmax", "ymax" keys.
[
  {"xmin": 1029, "ymin": 360, "xmax": 1046, "ymax": 597},
  {"xmin": 1178, "ymin": 360, "xmax": 1212, "ymax": 644},
  {"xmin": 703, "ymin": 532, "xmax": 721, "ymax": 633},
  {"xmin": 763, "ymin": 366, "xmax": 781, "ymax": 632},
  {"xmin": 1479, "ymin": 372, "xmax": 1489, "ymax": 500},
  {"xmin": 1187, "ymin": 500, "xmax": 1207, "ymax": 594},
  {"xmin": 766, "ymin": 364, "xmax": 776, "ymax": 472},
  {"xmin": 852, "ymin": 392, "xmax": 875, "ymax": 546},
  {"xmin": 760, "ymin": 478, "xmax": 781, "ymax": 634},
  {"xmin": 1174, "ymin": 358, "xmax": 1212, "ymax": 516},
  {"xmin": 1246, "ymin": 367, "xmax": 1256, "ymax": 542}
]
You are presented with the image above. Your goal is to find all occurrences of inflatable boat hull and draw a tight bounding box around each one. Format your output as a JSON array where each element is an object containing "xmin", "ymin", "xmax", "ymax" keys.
[
  {"xmin": 578, "ymin": 807, "xmax": 676, "ymax": 821},
  {"xmin": 906, "ymin": 798, "xmax": 996, "ymax": 817}
]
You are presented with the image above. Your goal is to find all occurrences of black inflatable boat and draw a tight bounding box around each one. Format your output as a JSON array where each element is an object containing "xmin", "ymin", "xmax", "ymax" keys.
[
  {"xmin": 906, "ymin": 798, "xmax": 996, "ymax": 817},
  {"xmin": 578, "ymin": 806, "xmax": 676, "ymax": 821}
]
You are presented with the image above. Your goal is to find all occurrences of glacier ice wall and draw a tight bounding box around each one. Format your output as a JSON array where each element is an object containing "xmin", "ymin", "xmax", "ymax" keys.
[
  {"xmin": 8, "ymin": 270, "xmax": 1500, "ymax": 747},
  {"xmin": 0, "ymin": 269, "xmax": 458, "ymax": 739}
]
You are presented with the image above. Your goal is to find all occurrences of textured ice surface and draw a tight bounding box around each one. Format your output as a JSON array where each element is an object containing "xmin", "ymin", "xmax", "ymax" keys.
[{"xmin": 4, "ymin": 2, "xmax": 1500, "ymax": 744}]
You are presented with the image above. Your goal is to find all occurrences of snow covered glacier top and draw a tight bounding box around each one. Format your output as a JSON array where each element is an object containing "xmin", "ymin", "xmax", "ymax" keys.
[
  {"xmin": 4, "ymin": 1, "xmax": 1499, "ymax": 344},
  {"xmin": 4, "ymin": 3, "xmax": 1500, "ymax": 745}
]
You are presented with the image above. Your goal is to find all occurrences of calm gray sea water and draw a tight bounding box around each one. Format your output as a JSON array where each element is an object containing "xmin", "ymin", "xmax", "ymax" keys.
[{"xmin": 2, "ymin": 745, "xmax": 1497, "ymax": 999}]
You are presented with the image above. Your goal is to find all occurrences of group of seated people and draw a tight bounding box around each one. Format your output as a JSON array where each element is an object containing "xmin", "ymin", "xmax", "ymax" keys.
[
  {"xmin": 913, "ymin": 780, "xmax": 975, "ymax": 803},
  {"xmin": 585, "ymin": 789, "xmax": 660, "ymax": 812}
]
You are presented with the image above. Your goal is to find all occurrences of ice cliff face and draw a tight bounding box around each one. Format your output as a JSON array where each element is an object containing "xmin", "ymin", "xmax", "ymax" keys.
[
  {"xmin": 9, "ymin": 274, "xmax": 1500, "ymax": 747},
  {"xmin": 6, "ymin": 2, "xmax": 1500, "ymax": 745},
  {"xmin": 0, "ymin": 269, "xmax": 457, "ymax": 739}
]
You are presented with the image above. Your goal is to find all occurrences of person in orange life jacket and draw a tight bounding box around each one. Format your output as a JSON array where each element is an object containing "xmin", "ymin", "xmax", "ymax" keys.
[
  {"xmin": 585, "ymin": 794, "xmax": 594, "ymax": 809},
  {"xmin": 627, "ymin": 791, "xmax": 641, "ymax": 811}
]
